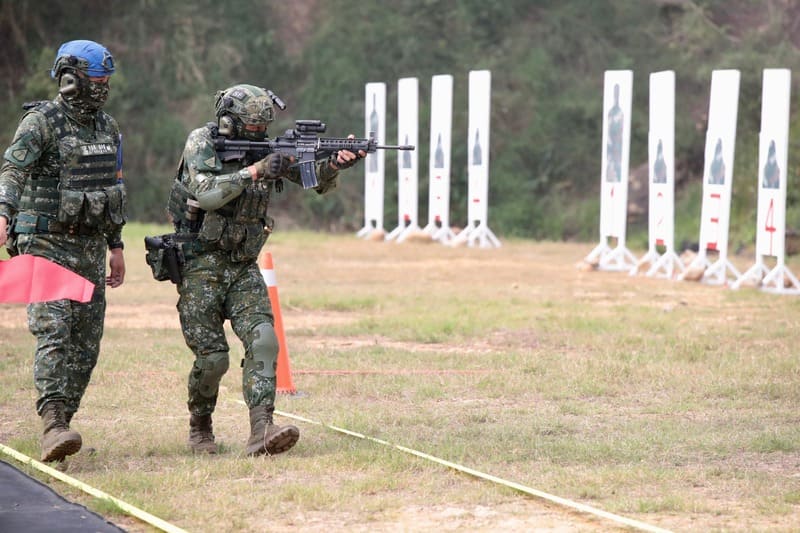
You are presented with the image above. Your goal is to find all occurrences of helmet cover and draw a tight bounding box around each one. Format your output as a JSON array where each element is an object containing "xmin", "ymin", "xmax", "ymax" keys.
[
  {"xmin": 51, "ymin": 40, "xmax": 115, "ymax": 79},
  {"xmin": 215, "ymin": 84, "xmax": 274, "ymax": 127}
]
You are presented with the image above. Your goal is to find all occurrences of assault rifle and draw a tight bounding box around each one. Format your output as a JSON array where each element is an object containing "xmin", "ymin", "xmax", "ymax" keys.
[{"xmin": 212, "ymin": 119, "xmax": 415, "ymax": 189}]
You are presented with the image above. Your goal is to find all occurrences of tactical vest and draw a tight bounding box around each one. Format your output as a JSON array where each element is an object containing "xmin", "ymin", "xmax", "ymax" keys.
[
  {"xmin": 168, "ymin": 156, "xmax": 273, "ymax": 262},
  {"xmin": 17, "ymin": 101, "xmax": 126, "ymax": 234}
]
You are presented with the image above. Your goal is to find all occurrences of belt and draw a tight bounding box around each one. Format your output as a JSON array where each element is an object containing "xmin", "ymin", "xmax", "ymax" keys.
[
  {"xmin": 171, "ymin": 232, "xmax": 200, "ymax": 243},
  {"xmin": 14, "ymin": 213, "xmax": 97, "ymax": 236}
]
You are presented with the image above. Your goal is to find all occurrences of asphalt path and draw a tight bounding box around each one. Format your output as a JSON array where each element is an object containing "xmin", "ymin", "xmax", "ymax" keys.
[{"xmin": 0, "ymin": 459, "xmax": 125, "ymax": 533}]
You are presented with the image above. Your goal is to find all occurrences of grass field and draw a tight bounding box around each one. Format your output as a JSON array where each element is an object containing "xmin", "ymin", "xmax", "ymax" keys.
[{"xmin": 1, "ymin": 223, "xmax": 800, "ymax": 532}]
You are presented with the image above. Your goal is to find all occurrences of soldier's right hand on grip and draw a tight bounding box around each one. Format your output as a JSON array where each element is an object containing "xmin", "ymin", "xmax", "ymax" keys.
[{"xmin": 253, "ymin": 153, "xmax": 293, "ymax": 180}]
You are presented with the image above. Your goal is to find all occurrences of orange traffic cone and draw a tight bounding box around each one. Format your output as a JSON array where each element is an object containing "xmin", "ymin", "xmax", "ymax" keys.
[{"xmin": 259, "ymin": 251, "xmax": 297, "ymax": 394}]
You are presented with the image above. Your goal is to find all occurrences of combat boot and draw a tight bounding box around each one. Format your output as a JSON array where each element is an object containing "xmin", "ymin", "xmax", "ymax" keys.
[
  {"xmin": 188, "ymin": 413, "xmax": 218, "ymax": 454},
  {"xmin": 40, "ymin": 401, "xmax": 82, "ymax": 463},
  {"xmin": 245, "ymin": 405, "xmax": 299, "ymax": 456}
]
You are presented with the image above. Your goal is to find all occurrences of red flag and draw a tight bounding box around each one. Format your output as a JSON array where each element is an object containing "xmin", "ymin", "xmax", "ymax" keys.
[{"xmin": 0, "ymin": 255, "xmax": 94, "ymax": 303}]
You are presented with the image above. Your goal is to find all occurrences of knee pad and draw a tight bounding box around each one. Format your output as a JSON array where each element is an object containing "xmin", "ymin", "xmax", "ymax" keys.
[
  {"xmin": 244, "ymin": 322, "xmax": 278, "ymax": 379},
  {"xmin": 192, "ymin": 351, "xmax": 230, "ymax": 398}
]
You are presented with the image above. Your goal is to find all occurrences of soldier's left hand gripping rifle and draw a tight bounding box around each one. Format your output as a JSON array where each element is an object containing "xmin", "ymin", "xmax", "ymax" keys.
[{"xmin": 212, "ymin": 119, "xmax": 415, "ymax": 189}]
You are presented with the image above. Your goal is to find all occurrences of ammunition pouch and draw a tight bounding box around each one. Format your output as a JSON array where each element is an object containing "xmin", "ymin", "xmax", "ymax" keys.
[
  {"xmin": 56, "ymin": 183, "xmax": 127, "ymax": 233},
  {"xmin": 196, "ymin": 212, "xmax": 274, "ymax": 263},
  {"xmin": 144, "ymin": 234, "xmax": 189, "ymax": 284}
]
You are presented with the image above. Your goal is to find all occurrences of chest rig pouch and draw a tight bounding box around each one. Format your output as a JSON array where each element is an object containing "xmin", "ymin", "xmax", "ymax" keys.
[{"xmin": 57, "ymin": 141, "xmax": 125, "ymax": 231}]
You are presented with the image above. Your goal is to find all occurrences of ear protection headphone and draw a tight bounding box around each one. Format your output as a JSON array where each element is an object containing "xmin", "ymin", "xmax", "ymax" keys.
[
  {"xmin": 58, "ymin": 72, "xmax": 79, "ymax": 96},
  {"xmin": 218, "ymin": 114, "xmax": 237, "ymax": 137},
  {"xmin": 214, "ymin": 93, "xmax": 237, "ymax": 137}
]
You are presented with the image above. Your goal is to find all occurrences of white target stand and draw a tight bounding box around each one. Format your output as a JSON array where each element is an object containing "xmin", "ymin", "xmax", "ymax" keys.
[
  {"xmin": 451, "ymin": 70, "xmax": 500, "ymax": 249},
  {"xmin": 732, "ymin": 260, "xmax": 770, "ymax": 290},
  {"xmin": 453, "ymin": 220, "xmax": 501, "ymax": 248},
  {"xmin": 631, "ymin": 71, "xmax": 685, "ymax": 279},
  {"xmin": 386, "ymin": 77, "xmax": 422, "ymax": 243},
  {"xmin": 357, "ymin": 82, "xmax": 387, "ymax": 240},
  {"xmin": 427, "ymin": 221, "xmax": 456, "ymax": 244},
  {"xmin": 586, "ymin": 239, "xmax": 637, "ymax": 272},
  {"xmin": 423, "ymin": 75, "xmax": 456, "ymax": 244},
  {"xmin": 584, "ymin": 70, "xmax": 635, "ymax": 272},
  {"xmin": 732, "ymin": 69, "xmax": 800, "ymax": 295},
  {"xmin": 760, "ymin": 264, "xmax": 800, "ymax": 294},
  {"xmin": 645, "ymin": 250, "xmax": 685, "ymax": 279},
  {"xmin": 678, "ymin": 70, "xmax": 741, "ymax": 286},
  {"xmin": 735, "ymin": 258, "xmax": 800, "ymax": 294},
  {"xmin": 688, "ymin": 254, "xmax": 741, "ymax": 285},
  {"xmin": 389, "ymin": 223, "xmax": 422, "ymax": 243}
]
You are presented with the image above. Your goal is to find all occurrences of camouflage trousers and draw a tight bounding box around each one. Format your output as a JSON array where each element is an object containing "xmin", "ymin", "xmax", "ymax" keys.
[
  {"xmin": 16, "ymin": 233, "xmax": 107, "ymax": 417},
  {"xmin": 177, "ymin": 250, "xmax": 277, "ymax": 417}
]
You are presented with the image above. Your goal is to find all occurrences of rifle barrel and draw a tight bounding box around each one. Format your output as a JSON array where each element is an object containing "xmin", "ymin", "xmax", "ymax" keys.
[{"xmin": 376, "ymin": 145, "xmax": 415, "ymax": 150}]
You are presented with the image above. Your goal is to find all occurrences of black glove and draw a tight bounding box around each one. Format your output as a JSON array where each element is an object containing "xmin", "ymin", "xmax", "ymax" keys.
[
  {"xmin": 253, "ymin": 153, "xmax": 293, "ymax": 179},
  {"xmin": 330, "ymin": 150, "xmax": 362, "ymax": 170}
]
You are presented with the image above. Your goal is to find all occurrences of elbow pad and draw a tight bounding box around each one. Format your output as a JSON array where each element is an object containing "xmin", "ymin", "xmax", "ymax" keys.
[{"xmin": 195, "ymin": 169, "xmax": 251, "ymax": 211}]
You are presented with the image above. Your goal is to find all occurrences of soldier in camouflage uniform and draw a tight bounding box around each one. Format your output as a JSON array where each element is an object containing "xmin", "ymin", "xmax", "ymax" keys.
[
  {"xmin": 169, "ymin": 84, "xmax": 363, "ymax": 455},
  {"xmin": 0, "ymin": 40, "xmax": 126, "ymax": 462}
]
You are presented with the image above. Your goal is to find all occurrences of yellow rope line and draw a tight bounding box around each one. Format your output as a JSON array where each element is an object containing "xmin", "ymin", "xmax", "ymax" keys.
[
  {"xmin": 0, "ymin": 442, "xmax": 187, "ymax": 533},
  {"xmin": 3, "ymin": 409, "xmax": 675, "ymax": 533},
  {"xmin": 271, "ymin": 407, "xmax": 674, "ymax": 533}
]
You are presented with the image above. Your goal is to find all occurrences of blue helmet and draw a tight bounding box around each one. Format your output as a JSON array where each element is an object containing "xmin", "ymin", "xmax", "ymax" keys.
[{"xmin": 51, "ymin": 40, "xmax": 115, "ymax": 79}]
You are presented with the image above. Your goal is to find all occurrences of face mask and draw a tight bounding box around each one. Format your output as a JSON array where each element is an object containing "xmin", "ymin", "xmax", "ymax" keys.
[
  {"xmin": 82, "ymin": 79, "xmax": 110, "ymax": 111},
  {"xmin": 241, "ymin": 122, "xmax": 267, "ymax": 141},
  {"xmin": 65, "ymin": 77, "xmax": 109, "ymax": 112}
]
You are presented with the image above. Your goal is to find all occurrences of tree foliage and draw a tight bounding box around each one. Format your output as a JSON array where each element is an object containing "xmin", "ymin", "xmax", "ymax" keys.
[{"xmin": 1, "ymin": 0, "xmax": 799, "ymax": 244}]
